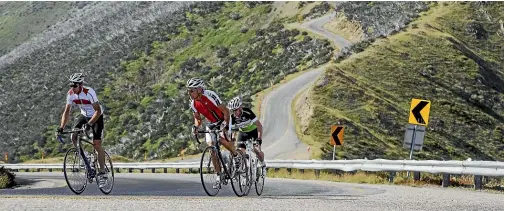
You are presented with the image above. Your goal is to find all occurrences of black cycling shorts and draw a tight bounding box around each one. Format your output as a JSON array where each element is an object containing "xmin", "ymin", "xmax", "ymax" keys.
[
  {"xmin": 74, "ymin": 114, "xmax": 104, "ymax": 140},
  {"xmin": 236, "ymin": 128, "xmax": 261, "ymax": 149}
]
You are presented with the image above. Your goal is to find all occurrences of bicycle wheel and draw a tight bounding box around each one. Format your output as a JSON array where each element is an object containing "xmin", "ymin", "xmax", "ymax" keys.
[
  {"xmin": 243, "ymin": 153, "xmax": 254, "ymax": 196},
  {"xmin": 230, "ymin": 150, "xmax": 248, "ymax": 197},
  {"xmin": 96, "ymin": 151, "xmax": 115, "ymax": 195},
  {"xmin": 63, "ymin": 147, "xmax": 88, "ymax": 195},
  {"xmin": 255, "ymin": 158, "xmax": 265, "ymax": 196},
  {"xmin": 200, "ymin": 146, "xmax": 220, "ymax": 196}
]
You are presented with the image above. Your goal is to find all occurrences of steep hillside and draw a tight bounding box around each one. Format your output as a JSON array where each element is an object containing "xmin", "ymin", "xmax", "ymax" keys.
[
  {"xmin": 1, "ymin": 2, "xmax": 333, "ymax": 162},
  {"xmin": 0, "ymin": 1, "xmax": 81, "ymax": 56},
  {"xmin": 303, "ymin": 2, "xmax": 504, "ymax": 161}
]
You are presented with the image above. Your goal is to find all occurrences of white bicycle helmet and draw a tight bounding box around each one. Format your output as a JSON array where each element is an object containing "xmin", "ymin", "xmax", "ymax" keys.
[
  {"xmin": 69, "ymin": 73, "xmax": 84, "ymax": 83},
  {"xmin": 186, "ymin": 77, "xmax": 205, "ymax": 88},
  {"xmin": 227, "ymin": 96, "xmax": 242, "ymax": 110}
]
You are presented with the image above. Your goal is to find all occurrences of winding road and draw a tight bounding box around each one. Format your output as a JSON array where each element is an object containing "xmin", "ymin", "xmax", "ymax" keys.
[{"xmin": 261, "ymin": 12, "xmax": 351, "ymax": 159}]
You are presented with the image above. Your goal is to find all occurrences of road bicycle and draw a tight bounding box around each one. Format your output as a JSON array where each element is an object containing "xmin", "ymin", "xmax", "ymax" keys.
[
  {"xmin": 56, "ymin": 126, "xmax": 114, "ymax": 195},
  {"xmin": 194, "ymin": 127, "xmax": 248, "ymax": 197},
  {"xmin": 237, "ymin": 137, "xmax": 265, "ymax": 196}
]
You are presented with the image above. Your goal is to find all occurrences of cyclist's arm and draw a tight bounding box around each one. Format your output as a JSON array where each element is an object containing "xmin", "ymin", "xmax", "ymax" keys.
[
  {"xmin": 193, "ymin": 112, "xmax": 202, "ymax": 127},
  {"xmin": 60, "ymin": 104, "xmax": 72, "ymax": 129},
  {"xmin": 88, "ymin": 102, "xmax": 102, "ymax": 124},
  {"xmin": 217, "ymin": 104, "xmax": 230, "ymax": 126},
  {"xmin": 87, "ymin": 88, "xmax": 102, "ymax": 125},
  {"xmin": 255, "ymin": 120, "xmax": 263, "ymax": 140}
]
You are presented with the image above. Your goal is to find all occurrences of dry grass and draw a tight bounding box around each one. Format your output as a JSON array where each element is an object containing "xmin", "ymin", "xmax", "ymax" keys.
[
  {"xmin": 321, "ymin": 12, "xmax": 364, "ymax": 43},
  {"xmin": 266, "ymin": 168, "xmax": 504, "ymax": 192}
]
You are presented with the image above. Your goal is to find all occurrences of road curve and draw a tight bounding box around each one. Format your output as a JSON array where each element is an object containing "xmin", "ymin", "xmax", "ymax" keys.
[
  {"xmin": 260, "ymin": 12, "xmax": 351, "ymax": 159},
  {"xmin": 301, "ymin": 11, "xmax": 353, "ymax": 50},
  {"xmin": 0, "ymin": 172, "xmax": 502, "ymax": 211},
  {"xmin": 260, "ymin": 67, "xmax": 324, "ymax": 159}
]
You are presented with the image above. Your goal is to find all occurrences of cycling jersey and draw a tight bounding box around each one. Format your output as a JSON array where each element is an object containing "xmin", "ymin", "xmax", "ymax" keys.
[
  {"xmin": 231, "ymin": 107, "xmax": 258, "ymax": 132},
  {"xmin": 189, "ymin": 90, "xmax": 224, "ymax": 124},
  {"xmin": 66, "ymin": 86, "xmax": 103, "ymax": 118}
]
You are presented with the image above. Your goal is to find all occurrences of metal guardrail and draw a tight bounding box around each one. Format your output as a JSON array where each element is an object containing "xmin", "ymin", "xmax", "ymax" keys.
[{"xmin": 2, "ymin": 159, "xmax": 503, "ymax": 177}]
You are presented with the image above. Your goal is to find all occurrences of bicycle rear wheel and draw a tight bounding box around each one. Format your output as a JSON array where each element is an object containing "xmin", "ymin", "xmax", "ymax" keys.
[
  {"xmin": 63, "ymin": 148, "xmax": 88, "ymax": 195},
  {"xmin": 255, "ymin": 158, "xmax": 265, "ymax": 196},
  {"xmin": 230, "ymin": 150, "xmax": 248, "ymax": 197},
  {"xmin": 96, "ymin": 151, "xmax": 114, "ymax": 195},
  {"xmin": 200, "ymin": 146, "xmax": 220, "ymax": 196}
]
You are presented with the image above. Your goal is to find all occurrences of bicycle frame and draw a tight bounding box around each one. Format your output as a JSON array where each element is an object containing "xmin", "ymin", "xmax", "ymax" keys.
[
  {"xmin": 57, "ymin": 127, "xmax": 96, "ymax": 178},
  {"xmin": 194, "ymin": 128, "xmax": 233, "ymax": 178}
]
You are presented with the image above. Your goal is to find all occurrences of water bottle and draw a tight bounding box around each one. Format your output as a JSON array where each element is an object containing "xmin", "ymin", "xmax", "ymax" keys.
[{"xmin": 221, "ymin": 150, "xmax": 231, "ymax": 169}]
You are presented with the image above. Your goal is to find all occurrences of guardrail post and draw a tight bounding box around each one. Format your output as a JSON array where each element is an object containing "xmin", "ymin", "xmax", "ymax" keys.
[
  {"xmin": 151, "ymin": 168, "xmax": 156, "ymax": 173},
  {"xmin": 128, "ymin": 168, "xmax": 133, "ymax": 173},
  {"xmin": 115, "ymin": 168, "xmax": 120, "ymax": 173},
  {"xmin": 315, "ymin": 170, "xmax": 320, "ymax": 178},
  {"xmin": 274, "ymin": 168, "xmax": 279, "ymax": 172},
  {"xmin": 388, "ymin": 171, "xmax": 395, "ymax": 183},
  {"xmin": 36, "ymin": 169, "xmax": 40, "ymax": 172},
  {"xmin": 300, "ymin": 169, "xmax": 304, "ymax": 173},
  {"xmin": 49, "ymin": 169, "xmax": 52, "ymax": 172},
  {"xmin": 442, "ymin": 173, "xmax": 450, "ymax": 187},
  {"xmin": 413, "ymin": 172, "xmax": 420, "ymax": 181},
  {"xmin": 140, "ymin": 169, "xmax": 144, "ymax": 173},
  {"xmin": 176, "ymin": 168, "xmax": 180, "ymax": 173},
  {"xmin": 287, "ymin": 168, "xmax": 292, "ymax": 175},
  {"xmin": 164, "ymin": 168, "xmax": 167, "ymax": 173},
  {"xmin": 474, "ymin": 175, "xmax": 483, "ymax": 190}
]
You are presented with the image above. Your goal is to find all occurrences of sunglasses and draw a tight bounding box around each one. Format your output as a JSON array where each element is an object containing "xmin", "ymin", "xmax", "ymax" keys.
[
  {"xmin": 70, "ymin": 83, "xmax": 80, "ymax": 88},
  {"xmin": 187, "ymin": 89, "xmax": 197, "ymax": 93}
]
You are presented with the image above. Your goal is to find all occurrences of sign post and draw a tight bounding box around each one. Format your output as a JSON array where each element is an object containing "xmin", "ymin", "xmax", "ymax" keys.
[
  {"xmin": 405, "ymin": 98, "xmax": 431, "ymax": 177},
  {"xmin": 330, "ymin": 125, "xmax": 344, "ymax": 160}
]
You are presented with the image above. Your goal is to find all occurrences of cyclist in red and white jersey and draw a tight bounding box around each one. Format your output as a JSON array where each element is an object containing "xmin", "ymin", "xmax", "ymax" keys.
[
  {"xmin": 187, "ymin": 78, "xmax": 241, "ymax": 188},
  {"xmin": 56, "ymin": 73, "xmax": 108, "ymax": 188}
]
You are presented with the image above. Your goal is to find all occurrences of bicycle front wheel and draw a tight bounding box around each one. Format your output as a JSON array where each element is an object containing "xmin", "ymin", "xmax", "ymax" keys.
[
  {"xmin": 255, "ymin": 158, "xmax": 265, "ymax": 196},
  {"xmin": 200, "ymin": 146, "xmax": 220, "ymax": 196},
  {"xmin": 63, "ymin": 147, "xmax": 88, "ymax": 195},
  {"xmin": 230, "ymin": 150, "xmax": 248, "ymax": 197}
]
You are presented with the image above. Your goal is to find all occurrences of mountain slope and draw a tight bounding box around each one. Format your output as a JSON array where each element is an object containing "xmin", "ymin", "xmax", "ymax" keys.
[
  {"xmin": 305, "ymin": 2, "xmax": 504, "ymax": 161},
  {"xmin": 0, "ymin": 2, "xmax": 333, "ymax": 162}
]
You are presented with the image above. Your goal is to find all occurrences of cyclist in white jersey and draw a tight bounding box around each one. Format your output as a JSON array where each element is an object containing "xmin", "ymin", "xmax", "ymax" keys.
[{"xmin": 56, "ymin": 73, "xmax": 107, "ymax": 187}]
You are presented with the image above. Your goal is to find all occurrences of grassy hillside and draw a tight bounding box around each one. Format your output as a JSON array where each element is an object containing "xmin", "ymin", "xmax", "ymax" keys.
[
  {"xmin": 304, "ymin": 2, "xmax": 504, "ymax": 161},
  {"xmin": 23, "ymin": 2, "xmax": 333, "ymax": 161}
]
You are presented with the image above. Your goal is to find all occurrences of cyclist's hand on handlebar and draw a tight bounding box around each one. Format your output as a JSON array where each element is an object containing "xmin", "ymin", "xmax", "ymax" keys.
[{"xmin": 55, "ymin": 127, "xmax": 63, "ymax": 136}]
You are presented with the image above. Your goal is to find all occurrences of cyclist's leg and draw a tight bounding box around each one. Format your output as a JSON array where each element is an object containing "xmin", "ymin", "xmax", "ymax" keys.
[
  {"xmin": 91, "ymin": 115, "xmax": 105, "ymax": 174},
  {"xmin": 219, "ymin": 131, "xmax": 237, "ymax": 156},
  {"xmin": 72, "ymin": 115, "xmax": 87, "ymax": 147},
  {"xmin": 205, "ymin": 125, "xmax": 221, "ymax": 174},
  {"xmin": 236, "ymin": 131, "xmax": 247, "ymax": 154}
]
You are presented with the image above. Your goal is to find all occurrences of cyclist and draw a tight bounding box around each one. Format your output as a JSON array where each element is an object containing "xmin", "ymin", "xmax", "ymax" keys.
[
  {"xmin": 227, "ymin": 96, "xmax": 266, "ymax": 171},
  {"xmin": 187, "ymin": 77, "xmax": 241, "ymax": 188},
  {"xmin": 56, "ymin": 73, "xmax": 108, "ymax": 188}
]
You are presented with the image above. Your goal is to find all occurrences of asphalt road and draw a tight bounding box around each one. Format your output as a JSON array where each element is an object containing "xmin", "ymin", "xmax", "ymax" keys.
[
  {"xmin": 301, "ymin": 11, "xmax": 353, "ymax": 50},
  {"xmin": 0, "ymin": 172, "xmax": 502, "ymax": 211},
  {"xmin": 259, "ymin": 12, "xmax": 352, "ymax": 160},
  {"xmin": 260, "ymin": 67, "xmax": 324, "ymax": 159}
]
